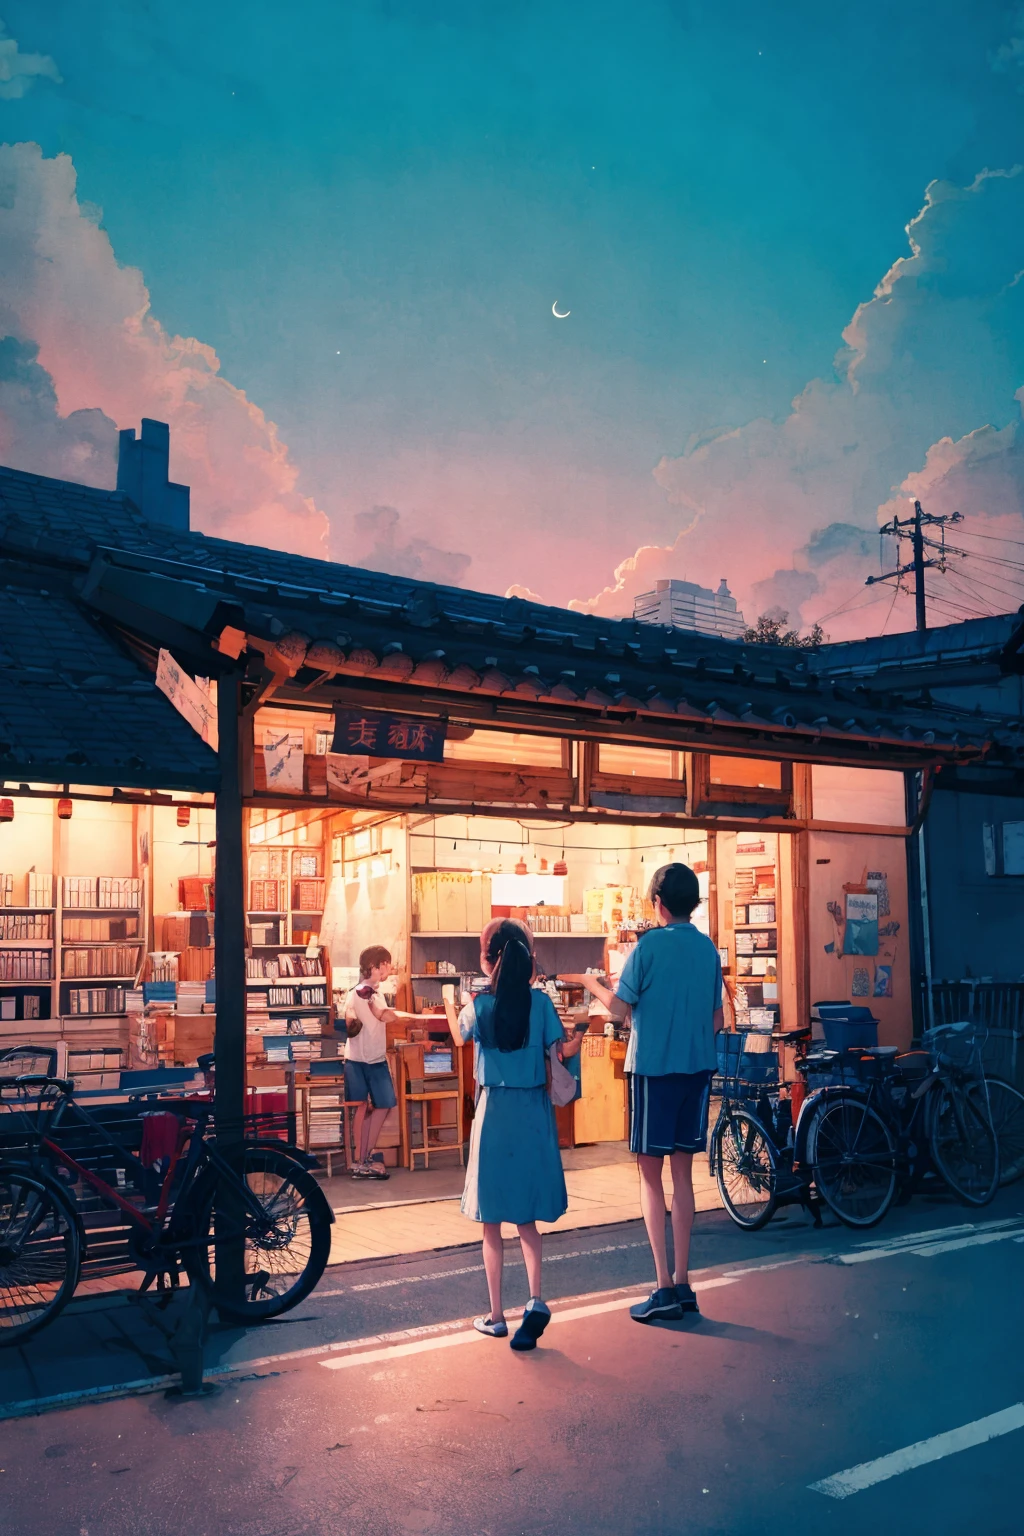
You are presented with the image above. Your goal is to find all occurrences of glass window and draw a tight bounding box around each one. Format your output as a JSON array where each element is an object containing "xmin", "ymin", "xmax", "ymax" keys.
[
  {"xmin": 709, "ymin": 756, "xmax": 783, "ymax": 790},
  {"xmin": 598, "ymin": 744, "xmax": 679, "ymax": 779},
  {"xmin": 811, "ymin": 767, "xmax": 907, "ymax": 826},
  {"xmin": 444, "ymin": 730, "xmax": 563, "ymax": 767}
]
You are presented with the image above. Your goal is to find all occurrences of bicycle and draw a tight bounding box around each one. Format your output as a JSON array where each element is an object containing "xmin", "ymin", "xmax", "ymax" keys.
[
  {"xmin": 985, "ymin": 1076, "xmax": 1024, "ymax": 1185},
  {"xmin": 0, "ymin": 1073, "xmax": 334, "ymax": 1345},
  {"xmin": 710, "ymin": 1030, "xmax": 837, "ymax": 1231},
  {"xmin": 711, "ymin": 1027, "xmax": 902, "ymax": 1232},
  {"xmin": 796, "ymin": 1023, "xmax": 999, "ymax": 1217}
]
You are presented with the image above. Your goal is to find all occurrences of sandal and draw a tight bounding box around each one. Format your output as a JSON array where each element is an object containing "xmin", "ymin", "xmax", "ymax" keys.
[
  {"xmin": 473, "ymin": 1316, "xmax": 509, "ymax": 1338},
  {"xmin": 510, "ymin": 1298, "xmax": 551, "ymax": 1351}
]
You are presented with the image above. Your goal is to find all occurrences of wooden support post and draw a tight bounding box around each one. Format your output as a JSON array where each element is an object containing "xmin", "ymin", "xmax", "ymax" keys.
[
  {"xmin": 214, "ymin": 669, "xmax": 247, "ymax": 1307},
  {"xmin": 792, "ymin": 831, "xmax": 810, "ymax": 1028}
]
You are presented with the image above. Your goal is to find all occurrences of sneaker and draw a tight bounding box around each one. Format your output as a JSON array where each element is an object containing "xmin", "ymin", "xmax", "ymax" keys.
[
  {"xmin": 365, "ymin": 1155, "xmax": 390, "ymax": 1180},
  {"xmin": 629, "ymin": 1287, "xmax": 684, "ymax": 1324},
  {"xmin": 674, "ymin": 1283, "xmax": 700, "ymax": 1314},
  {"xmin": 510, "ymin": 1298, "xmax": 551, "ymax": 1351},
  {"xmin": 473, "ymin": 1316, "xmax": 509, "ymax": 1338},
  {"xmin": 350, "ymin": 1162, "xmax": 373, "ymax": 1178}
]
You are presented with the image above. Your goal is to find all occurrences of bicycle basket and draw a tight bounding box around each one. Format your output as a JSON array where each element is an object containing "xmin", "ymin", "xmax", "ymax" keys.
[
  {"xmin": 0, "ymin": 1045, "xmax": 59, "ymax": 1079},
  {"xmin": 922, "ymin": 1021, "xmax": 986, "ymax": 1076}
]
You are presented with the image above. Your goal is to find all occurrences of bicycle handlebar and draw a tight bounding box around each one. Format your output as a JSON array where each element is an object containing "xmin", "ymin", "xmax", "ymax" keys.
[{"xmin": 10, "ymin": 1073, "xmax": 74, "ymax": 1095}]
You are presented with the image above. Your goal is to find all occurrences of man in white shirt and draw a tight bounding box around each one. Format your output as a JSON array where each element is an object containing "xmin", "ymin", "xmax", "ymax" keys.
[{"xmin": 344, "ymin": 945, "xmax": 401, "ymax": 1179}]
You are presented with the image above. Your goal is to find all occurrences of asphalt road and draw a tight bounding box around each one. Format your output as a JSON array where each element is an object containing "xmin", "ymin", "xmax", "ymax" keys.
[{"xmin": 3, "ymin": 1189, "xmax": 1024, "ymax": 1535}]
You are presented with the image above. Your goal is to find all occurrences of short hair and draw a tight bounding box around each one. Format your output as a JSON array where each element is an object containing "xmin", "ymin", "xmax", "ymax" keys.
[
  {"xmin": 649, "ymin": 862, "xmax": 700, "ymax": 918},
  {"xmin": 359, "ymin": 944, "xmax": 392, "ymax": 977}
]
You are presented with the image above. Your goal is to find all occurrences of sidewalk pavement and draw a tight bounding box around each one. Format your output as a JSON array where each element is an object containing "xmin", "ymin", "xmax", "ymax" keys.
[{"xmin": 324, "ymin": 1143, "xmax": 723, "ymax": 1266}]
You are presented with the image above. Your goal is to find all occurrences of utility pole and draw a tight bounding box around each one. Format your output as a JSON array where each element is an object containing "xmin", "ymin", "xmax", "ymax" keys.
[
  {"xmin": 911, "ymin": 501, "xmax": 927, "ymax": 634},
  {"xmin": 865, "ymin": 500, "xmax": 962, "ymax": 634}
]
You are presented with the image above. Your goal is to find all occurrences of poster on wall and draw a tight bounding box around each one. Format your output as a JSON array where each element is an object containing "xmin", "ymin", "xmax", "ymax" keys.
[
  {"xmin": 263, "ymin": 730, "xmax": 305, "ymax": 793},
  {"xmin": 843, "ymin": 891, "xmax": 879, "ymax": 956},
  {"xmin": 865, "ymin": 871, "xmax": 891, "ymax": 917},
  {"xmin": 873, "ymin": 965, "xmax": 893, "ymax": 997}
]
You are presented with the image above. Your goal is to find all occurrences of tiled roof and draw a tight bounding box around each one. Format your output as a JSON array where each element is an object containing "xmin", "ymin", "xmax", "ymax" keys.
[
  {"xmin": 0, "ymin": 561, "xmax": 219, "ymax": 791},
  {"xmin": 2, "ymin": 462, "xmax": 1021, "ymax": 767}
]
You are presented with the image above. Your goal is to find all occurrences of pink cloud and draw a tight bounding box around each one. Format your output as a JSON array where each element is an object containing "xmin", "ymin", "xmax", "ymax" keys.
[
  {"xmin": 0, "ymin": 143, "xmax": 328, "ymax": 555},
  {"xmin": 574, "ymin": 168, "xmax": 1024, "ymax": 636}
]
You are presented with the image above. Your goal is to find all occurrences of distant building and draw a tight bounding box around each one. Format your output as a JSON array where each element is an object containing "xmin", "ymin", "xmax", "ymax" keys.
[{"xmin": 634, "ymin": 577, "xmax": 746, "ymax": 640}]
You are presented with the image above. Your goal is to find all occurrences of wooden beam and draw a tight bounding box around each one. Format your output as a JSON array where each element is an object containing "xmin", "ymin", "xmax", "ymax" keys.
[{"xmin": 273, "ymin": 680, "xmax": 973, "ymax": 769}]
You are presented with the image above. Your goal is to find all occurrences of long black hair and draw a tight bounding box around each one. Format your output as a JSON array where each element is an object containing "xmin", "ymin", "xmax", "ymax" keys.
[{"xmin": 482, "ymin": 919, "xmax": 534, "ymax": 1053}]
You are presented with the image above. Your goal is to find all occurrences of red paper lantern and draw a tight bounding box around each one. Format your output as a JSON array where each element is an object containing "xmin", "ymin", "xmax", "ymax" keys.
[
  {"xmin": 553, "ymin": 858, "xmax": 568, "ymax": 877},
  {"xmin": 176, "ymin": 805, "xmax": 191, "ymax": 827},
  {"xmin": 515, "ymin": 857, "xmax": 528, "ymax": 875},
  {"xmin": 0, "ymin": 798, "xmax": 13, "ymax": 822},
  {"xmin": 57, "ymin": 798, "xmax": 73, "ymax": 820}
]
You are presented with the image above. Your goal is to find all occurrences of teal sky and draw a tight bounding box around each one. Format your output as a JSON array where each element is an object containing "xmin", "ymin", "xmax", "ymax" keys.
[{"xmin": 3, "ymin": 1, "xmax": 1024, "ymax": 628}]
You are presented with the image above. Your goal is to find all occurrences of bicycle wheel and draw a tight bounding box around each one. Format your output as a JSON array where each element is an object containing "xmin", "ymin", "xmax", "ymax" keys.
[
  {"xmin": 928, "ymin": 1081, "xmax": 999, "ymax": 1206},
  {"xmin": 0, "ymin": 1167, "xmax": 81, "ymax": 1345},
  {"xmin": 806, "ymin": 1096, "xmax": 896, "ymax": 1228},
  {"xmin": 181, "ymin": 1144, "xmax": 333, "ymax": 1321},
  {"xmin": 986, "ymin": 1079, "xmax": 1024, "ymax": 1186},
  {"xmin": 714, "ymin": 1108, "xmax": 778, "ymax": 1230}
]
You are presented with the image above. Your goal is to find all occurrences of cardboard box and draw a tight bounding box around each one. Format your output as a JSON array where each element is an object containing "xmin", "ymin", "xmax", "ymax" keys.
[
  {"xmin": 435, "ymin": 873, "xmax": 468, "ymax": 934},
  {"xmin": 412, "ymin": 873, "xmax": 440, "ymax": 932}
]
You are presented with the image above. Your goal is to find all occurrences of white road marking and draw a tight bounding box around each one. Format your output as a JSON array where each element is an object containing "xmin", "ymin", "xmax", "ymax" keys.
[
  {"xmin": 836, "ymin": 1217, "xmax": 1024, "ymax": 1265},
  {"xmin": 1, "ymin": 1212, "xmax": 1013, "ymax": 1420},
  {"xmin": 906, "ymin": 1228, "xmax": 1024, "ymax": 1258},
  {"xmin": 316, "ymin": 1239, "xmax": 651, "ymax": 1296},
  {"xmin": 809, "ymin": 1403, "xmax": 1024, "ymax": 1499}
]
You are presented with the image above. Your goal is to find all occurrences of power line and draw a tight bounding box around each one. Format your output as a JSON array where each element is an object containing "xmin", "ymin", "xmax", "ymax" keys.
[{"xmin": 950, "ymin": 527, "xmax": 1024, "ymax": 551}]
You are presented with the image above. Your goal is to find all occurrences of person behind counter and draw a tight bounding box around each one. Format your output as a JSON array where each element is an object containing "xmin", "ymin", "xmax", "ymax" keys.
[
  {"xmin": 564, "ymin": 862, "xmax": 723, "ymax": 1326},
  {"xmin": 343, "ymin": 944, "xmax": 409, "ymax": 1180},
  {"xmin": 443, "ymin": 918, "xmax": 585, "ymax": 1351}
]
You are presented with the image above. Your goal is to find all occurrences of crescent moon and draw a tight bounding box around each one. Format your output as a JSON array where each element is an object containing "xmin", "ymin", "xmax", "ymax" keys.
[{"xmin": 552, "ymin": 301, "xmax": 570, "ymax": 318}]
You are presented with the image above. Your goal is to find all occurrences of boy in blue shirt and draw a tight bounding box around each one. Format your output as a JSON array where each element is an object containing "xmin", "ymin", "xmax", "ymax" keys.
[{"xmin": 569, "ymin": 862, "xmax": 723, "ymax": 1323}]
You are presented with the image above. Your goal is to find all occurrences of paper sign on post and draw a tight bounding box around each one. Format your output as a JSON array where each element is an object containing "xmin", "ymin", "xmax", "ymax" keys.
[{"xmin": 155, "ymin": 650, "xmax": 218, "ymax": 750}]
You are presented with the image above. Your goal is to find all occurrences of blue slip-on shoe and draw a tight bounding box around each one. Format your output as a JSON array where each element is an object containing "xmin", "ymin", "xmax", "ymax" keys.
[
  {"xmin": 674, "ymin": 1283, "xmax": 700, "ymax": 1313},
  {"xmin": 630, "ymin": 1287, "xmax": 684, "ymax": 1324},
  {"xmin": 510, "ymin": 1298, "xmax": 551, "ymax": 1351},
  {"xmin": 473, "ymin": 1316, "xmax": 509, "ymax": 1338}
]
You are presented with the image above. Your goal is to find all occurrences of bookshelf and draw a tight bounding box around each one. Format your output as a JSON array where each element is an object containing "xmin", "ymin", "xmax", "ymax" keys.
[{"xmin": 245, "ymin": 821, "xmax": 332, "ymax": 1074}]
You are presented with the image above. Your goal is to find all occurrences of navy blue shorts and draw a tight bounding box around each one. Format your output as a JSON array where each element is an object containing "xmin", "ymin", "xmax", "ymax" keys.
[
  {"xmin": 628, "ymin": 1070, "xmax": 713, "ymax": 1156},
  {"xmin": 344, "ymin": 1059, "xmax": 397, "ymax": 1110}
]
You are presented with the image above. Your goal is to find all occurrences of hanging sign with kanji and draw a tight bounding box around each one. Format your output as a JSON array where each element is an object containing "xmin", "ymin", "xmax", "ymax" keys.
[{"xmin": 331, "ymin": 707, "xmax": 447, "ymax": 762}]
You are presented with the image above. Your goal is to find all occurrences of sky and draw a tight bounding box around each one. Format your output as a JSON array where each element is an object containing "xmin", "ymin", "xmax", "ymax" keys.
[{"xmin": 2, "ymin": 1, "xmax": 1024, "ymax": 637}]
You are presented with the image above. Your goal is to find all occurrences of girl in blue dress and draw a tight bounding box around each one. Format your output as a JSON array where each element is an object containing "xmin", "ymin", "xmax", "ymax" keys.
[{"xmin": 444, "ymin": 919, "xmax": 581, "ymax": 1351}]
